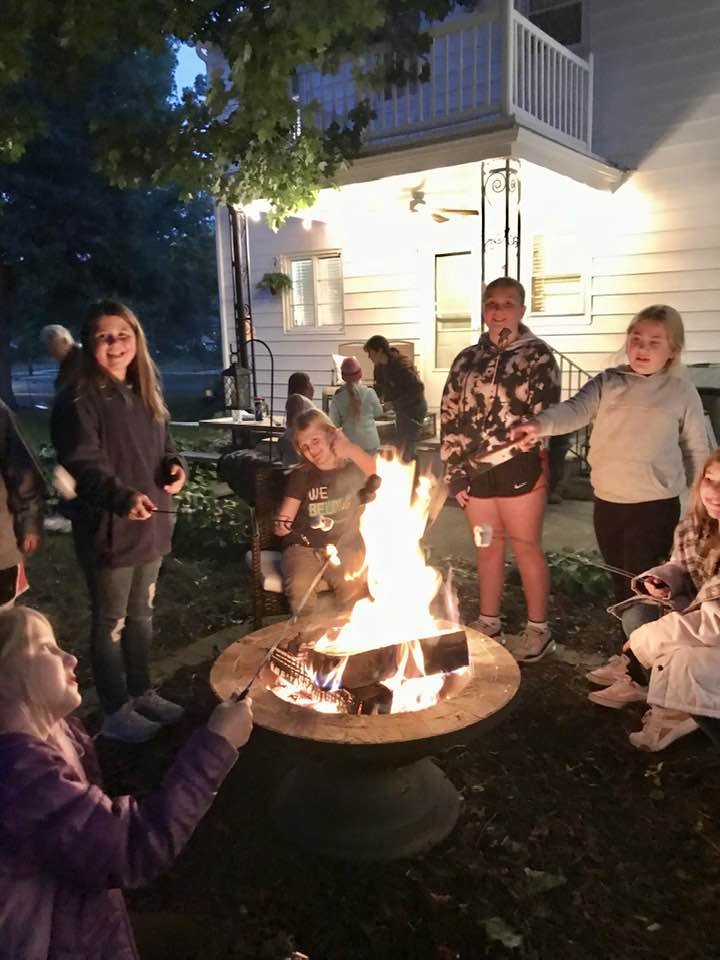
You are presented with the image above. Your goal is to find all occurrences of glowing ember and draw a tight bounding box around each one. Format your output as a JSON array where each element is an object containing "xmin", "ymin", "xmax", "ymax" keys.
[{"xmin": 270, "ymin": 453, "xmax": 468, "ymax": 714}]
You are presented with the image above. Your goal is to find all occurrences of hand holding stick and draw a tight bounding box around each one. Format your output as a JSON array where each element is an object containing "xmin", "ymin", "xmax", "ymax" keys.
[{"xmin": 233, "ymin": 544, "xmax": 342, "ymax": 701}]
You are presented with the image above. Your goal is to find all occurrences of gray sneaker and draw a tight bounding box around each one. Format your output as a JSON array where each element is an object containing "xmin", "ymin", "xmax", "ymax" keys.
[
  {"xmin": 101, "ymin": 703, "xmax": 161, "ymax": 743},
  {"xmin": 505, "ymin": 625, "xmax": 555, "ymax": 663},
  {"xmin": 134, "ymin": 690, "xmax": 185, "ymax": 725}
]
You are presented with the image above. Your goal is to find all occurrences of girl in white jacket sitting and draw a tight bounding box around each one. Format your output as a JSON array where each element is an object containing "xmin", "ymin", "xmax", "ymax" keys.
[{"xmin": 594, "ymin": 449, "xmax": 720, "ymax": 751}]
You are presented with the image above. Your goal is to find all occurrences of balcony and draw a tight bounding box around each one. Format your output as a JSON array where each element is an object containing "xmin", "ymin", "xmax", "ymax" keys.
[{"xmin": 296, "ymin": 0, "xmax": 594, "ymax": 155}]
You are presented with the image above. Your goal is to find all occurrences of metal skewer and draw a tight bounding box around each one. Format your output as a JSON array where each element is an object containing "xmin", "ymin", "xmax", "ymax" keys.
[{"xmin": 232, "ymin": 544, "xmax": 342, "ymax": 701}]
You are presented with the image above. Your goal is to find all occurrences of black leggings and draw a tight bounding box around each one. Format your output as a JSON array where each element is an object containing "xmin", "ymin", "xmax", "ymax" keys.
[{"xmin": 593, "ymin": 496, "xmax": 680, "ymax": 603}]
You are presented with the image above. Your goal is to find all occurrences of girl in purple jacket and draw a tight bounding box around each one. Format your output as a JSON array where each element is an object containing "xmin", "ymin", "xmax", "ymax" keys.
[{"xmin": 0, "ymin": 606, "xmax": 253, "ymax": 960}]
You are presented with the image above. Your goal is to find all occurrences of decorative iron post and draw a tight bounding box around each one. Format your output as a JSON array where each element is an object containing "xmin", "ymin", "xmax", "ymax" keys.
[
  {"xmin": 480, "ymin": 158, "xmax": 522, "ymax": 291},
  {"xmin": 227, "ymin": 205, "xmax": 258, "ymax": 401}
]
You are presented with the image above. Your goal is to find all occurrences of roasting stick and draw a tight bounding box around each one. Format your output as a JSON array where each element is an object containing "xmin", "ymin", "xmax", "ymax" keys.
[
  {"xmin": 232, "ymin": 544, "xmax": 341, "ymax": 702},
  {"xmin": 231, "ymin": 471, "xmax": 384, "ymax": 701},
  {"xmin": 471, "ymin": 523, "xmax": 637, "ymax": 580},
  {"xmin": 53, "ymin": 465, "xmax": 178, "ymax": 513}
]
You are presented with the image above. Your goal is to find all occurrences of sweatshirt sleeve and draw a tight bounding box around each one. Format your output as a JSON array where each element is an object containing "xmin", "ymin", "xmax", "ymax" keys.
[
  {"xmin": 0, "ymin": 727, "xmax": 238, "ymax": 893},
  {"xmin": 0, "ymin": 403, "xmax": 47, "ymax": 539},
  {"xmin": 679, "ymin": 384, "xmax": 710, "ymax": 488},
  {"xmin": 533, "ymin": 372, "xmax": 604, "ymax": 437},
  {"xmin": 162, "ymin": 425, "xmax": 188, "ymax": 479},
  {"xmin": 630, "ymin": 601, "xmax": 720, "ymax": 668},
  {"xmin": 440, "ymin": 353, "xmax": 469, "ymax": 493},
  {"xmin": 368, "ymin": 388, "xmax": 383, "ymax": 419},
  {"xmin": 51, "ymin": 392, "xmax": 136, "ymax": 516},
  {"xmin": 528, "ymin": 346, "xmax": 561, "ymax": 417}
]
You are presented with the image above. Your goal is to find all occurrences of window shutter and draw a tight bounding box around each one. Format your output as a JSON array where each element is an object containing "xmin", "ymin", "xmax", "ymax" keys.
[
  {"xmin": 531, "ymin": 235, "xmax": 584, "ymax": 315},
  {"xmin": 290, "ymin": 258, "xmax": 315, "ymax": 328},
  {"xmin": 315, "ymin": 254, "xmax": 344, "ymax": 327}
]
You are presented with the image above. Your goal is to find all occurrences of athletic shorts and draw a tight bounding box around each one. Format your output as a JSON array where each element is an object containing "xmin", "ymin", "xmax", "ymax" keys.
[{"xmin": 468, "ymin": 449, "xmax": 544, "ymax": 499}]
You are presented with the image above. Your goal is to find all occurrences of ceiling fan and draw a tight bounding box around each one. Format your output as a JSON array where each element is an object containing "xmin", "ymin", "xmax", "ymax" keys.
[{"xmin": 408, "ymin": 188, "xmax": 479, "ymax": 223}]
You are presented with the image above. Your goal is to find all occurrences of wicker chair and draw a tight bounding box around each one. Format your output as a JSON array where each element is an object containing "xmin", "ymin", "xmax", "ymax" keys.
[
  {"xmin": 245, "ymin": 459, "xmax": 334, "ymax": 629},
  {"xmin": 246, "ymin": 461, "xmax": 290, "ymax": 629}
]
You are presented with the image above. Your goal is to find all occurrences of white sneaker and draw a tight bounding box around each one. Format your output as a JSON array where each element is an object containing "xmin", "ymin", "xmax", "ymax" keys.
[
  {"xmin": 587, "ymin": 674, "xmax": 647, "ymax": 709},
  {"xmin": 101, "ymin": 702, "xmax": 161, "ymax": 743},
  {"xmin": 629, "ymin": 707, "xmax": 699, "ymax": 752},
  {"xmin": 505, "ymin": 625, "xmax": 555, "ymax": 663},
  {"xmin": 586, "ymin": 654, "xmax": 630, "ymax": 687},
  {"xmin": 134, "ymin": 690, "xmax": 185, "ymax": 725}
]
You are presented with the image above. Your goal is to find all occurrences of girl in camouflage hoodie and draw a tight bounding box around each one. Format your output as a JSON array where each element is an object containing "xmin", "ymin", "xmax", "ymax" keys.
[{"xmin": 441, "ymin": 278, "xmax": 560, "ymax": 662}]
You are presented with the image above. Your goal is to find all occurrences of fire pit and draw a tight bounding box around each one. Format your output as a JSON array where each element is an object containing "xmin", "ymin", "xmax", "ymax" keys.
[
  {"xmin": 211, "ymin": 615, "xmax": 519, "ymax": 861},
  {"xmin": 212, "ymin": 453, "xmax": 519, "ymax": 859}
]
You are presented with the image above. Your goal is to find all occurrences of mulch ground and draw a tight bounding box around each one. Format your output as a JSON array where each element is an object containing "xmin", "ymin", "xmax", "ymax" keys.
[{"xmin": 84, "ymin": 561, "xmax": 720, "ymax": 960}]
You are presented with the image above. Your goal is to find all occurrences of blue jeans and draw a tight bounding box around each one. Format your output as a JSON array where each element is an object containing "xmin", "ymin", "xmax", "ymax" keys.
[
  {"xmin": 621, "ymin": 603, "xmax": 662, "ymax": 640},
  {"xmin": 83, "ymin": 560, "xmax": 162, "ymax": 713}
]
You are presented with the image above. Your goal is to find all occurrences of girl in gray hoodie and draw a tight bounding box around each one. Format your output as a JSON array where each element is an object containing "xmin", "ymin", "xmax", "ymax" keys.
[{"xmin": 512, "ymin": 305, "xmax": 708, "ymax": 677}]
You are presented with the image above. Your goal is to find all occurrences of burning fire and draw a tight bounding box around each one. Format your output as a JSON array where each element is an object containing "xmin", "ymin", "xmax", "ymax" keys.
[{"xmin": 271, "ymin": 453, "xmax": 468, "ymax": 714}]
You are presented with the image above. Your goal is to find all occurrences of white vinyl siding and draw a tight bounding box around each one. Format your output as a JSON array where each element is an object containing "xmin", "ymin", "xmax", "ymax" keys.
[{"xmin": 284, "ymin": 252, "xmax": 344, "ymax": 331}]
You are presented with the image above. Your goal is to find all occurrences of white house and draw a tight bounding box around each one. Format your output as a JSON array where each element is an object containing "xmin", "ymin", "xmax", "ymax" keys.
[{"xmin": 214, "ymin": 0, "xmax": 720, "ymax": 419}]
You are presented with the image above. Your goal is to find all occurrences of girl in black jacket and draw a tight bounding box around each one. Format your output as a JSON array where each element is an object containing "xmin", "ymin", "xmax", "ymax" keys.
[{"xmin": 51, "ymin": 300, "xmax": 187, "ymax": 743}]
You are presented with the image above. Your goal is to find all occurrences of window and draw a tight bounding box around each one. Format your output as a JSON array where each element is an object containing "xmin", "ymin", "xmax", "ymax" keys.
[
  {"xmin": 530, "ymin": 234, "xmax": 585, "ymax": 316},
  {"xmin": 284, "ymin": 252, "xmax": 344, "ymax": 331},
  {"xmin": 435, "ymin": 252, "xmax": 473, "ymax": 368},
  {"xmin": 521, "ymin": 0, "xmax": 583, "ymax": 47}
]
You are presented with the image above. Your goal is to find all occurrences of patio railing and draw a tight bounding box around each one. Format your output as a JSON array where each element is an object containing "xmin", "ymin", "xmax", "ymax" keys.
[
  {"xmin": 296, "ymin": 0, "xmax": 594, "ymax": 153},
  {"xmin": 551, "ymin": 345, "xmax": 592, "ymax": 472}
]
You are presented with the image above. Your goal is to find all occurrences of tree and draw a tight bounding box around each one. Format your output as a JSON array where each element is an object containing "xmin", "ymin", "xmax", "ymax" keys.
[
  {"xmin": 1, "ymin": 1, "xmax": 467, "ymax": 225},
  {"xmin": 0, "ymin": 46, "xmax": 220, "ymax": 403}
]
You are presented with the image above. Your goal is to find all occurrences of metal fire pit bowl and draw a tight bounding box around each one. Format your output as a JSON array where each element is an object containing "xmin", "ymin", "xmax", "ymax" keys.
[{"xmin": 211, "ymin": 615, "xmax": 520, "ymax": 862}]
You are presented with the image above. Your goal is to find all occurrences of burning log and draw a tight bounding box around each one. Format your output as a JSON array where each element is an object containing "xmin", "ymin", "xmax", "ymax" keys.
[
  {"xmin": 303, "ymin": 628, "xmax": 469, "ymax": 690},
  {"xmin": 270, "ymin": 627, "xmax": 469, "ymax": 714}
]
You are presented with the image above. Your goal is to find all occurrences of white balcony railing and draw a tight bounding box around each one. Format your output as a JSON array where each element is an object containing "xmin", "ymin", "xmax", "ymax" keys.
[{"xmin": 295, "ymin": 0, "xmax": 594, "ymax": 153}]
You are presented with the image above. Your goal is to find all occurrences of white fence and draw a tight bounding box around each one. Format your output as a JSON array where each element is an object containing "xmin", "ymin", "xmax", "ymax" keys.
[{"xmin": 296, "ymin": 1, "xmax": 593, "ymax": 152}]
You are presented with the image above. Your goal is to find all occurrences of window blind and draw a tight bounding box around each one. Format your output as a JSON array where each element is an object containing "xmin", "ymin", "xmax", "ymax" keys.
[{"xmin": 531, "ymin": 235, "xmax": 584, "ymax": 316}]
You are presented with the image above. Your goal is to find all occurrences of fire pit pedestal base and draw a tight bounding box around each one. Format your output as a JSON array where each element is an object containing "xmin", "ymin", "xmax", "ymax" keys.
[
  {"xmin": 210, "ymin": 616, "xmax": 520, "ymax": 863},
  {"xmin": 274, "ymin": 755, "xmax": 459, "ymax": 862}
]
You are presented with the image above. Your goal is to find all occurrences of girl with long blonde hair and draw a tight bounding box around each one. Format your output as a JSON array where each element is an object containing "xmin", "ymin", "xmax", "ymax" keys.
[
  {"xmin": 0, "ymin": 606, "xmax": 253, "ymax": 958},
  {"xmin": 329, "ymin": 356, "xmax": 383, "ymax": 453},
  {"xmin": 51, "ymin": 300, "xmax": 187, "ymax": 743},
  {"xmin": 582, "ymin": 450, "xmax": 720, "ymax": 750}
]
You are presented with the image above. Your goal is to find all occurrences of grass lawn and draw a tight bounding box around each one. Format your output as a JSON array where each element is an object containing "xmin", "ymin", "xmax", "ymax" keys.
[
  {"xmin": 89, "ymin": 565, "xmax": 720, "ymax": 960},
  {"xmin": 25, "ymin": 525, "xmax": 252, "ymax": 690},
  {"xmin": 16, "ymin": 398, "xmax": 227, "ymax": 453}
]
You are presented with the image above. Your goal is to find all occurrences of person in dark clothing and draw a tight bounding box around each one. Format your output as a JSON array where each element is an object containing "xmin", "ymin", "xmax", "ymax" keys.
[
  {"xmin": 275, "ymin": 408, "xmax": 375, "ymax": 615},
  {"xmin": 547, "ymin": 433, "xmax": 572, "ymax": 504},
  {"xmin": 363, "ymin": 335, "xmax": 427, "ymax": 461},
  {"xmin": 0, "ymin": 401, "xmax": 46, "ymax": 607},
  {"xmin": 0, "ymin": 605, "xmax": 253, "ymax": 960},
  {"xmin": 51, "ymin": 300, "xmax": 188, "ymax": 744},
  {"xmin": 41, "ymin": 324, "xmax": 83, "ymax": 393}
]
